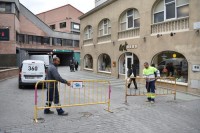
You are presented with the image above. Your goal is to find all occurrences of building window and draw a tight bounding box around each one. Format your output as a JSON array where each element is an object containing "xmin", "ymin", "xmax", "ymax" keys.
[
  {"xmin": 42, "ymin": 37, "xmax": 50, "ymax": 45},
  {"xmin": 84, "ymin": 25, "xmax": 93, "ymax": 40},
  {"xmin": 36, "ymin": 36, "xmax": 41, "ymax": 44},
  {"xmin": 73, "ymin": 40, "xmax": 79, "ymax": 47},
  {"xmin": 0, "ymin": 28, "xmax": 9, "ymax": 41},
  {"xmin": 98, "ymin": 54, "xmax": 111, "ymax": 72},
  {"xmin": 72, "ymin": 23, "xmax": 80, "ymax": 30},
  {"xmin": 60, "ymin": 22, "xmax": 66, "ymax": 28},
  {"xmin": 63, "ymin": 39, "xmax": 73, "ymax": 47},
  {"xmin": 84, "ymin": 54, "xmax": 93, "ymax": 69},
  {"xmin": 28, "ymin": 35, "xmax": 33, "ymax": 44},
  {"xmin": 98, "ymin": 19, "xmax": 111, "ymax": 36},
  {"xmin": 50, "ymin": 24, "xmax": 55, "ymax": 30},
  {"xmin": 120, "ymin": 9, "xmax": 140, "ymax": 31},
  {"xmin": 151, "ymin": 51, "xmax": 188, "ymax": 83},
  {"xmin": 0, "ymin": 2, "xmax": 12, "ymax": 13},
  {"xmin": 153, "ymin": 0, "xmax": 189, "ymax": 23},
  {"xmin": 71, "ymin": 22, "xmax": 80, "ymax": 34}
]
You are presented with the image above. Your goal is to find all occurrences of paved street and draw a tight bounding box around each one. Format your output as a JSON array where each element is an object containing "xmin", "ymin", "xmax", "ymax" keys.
[{"xmin": 0, "ymin": 67, "xmax": 200, "ymax": 133}]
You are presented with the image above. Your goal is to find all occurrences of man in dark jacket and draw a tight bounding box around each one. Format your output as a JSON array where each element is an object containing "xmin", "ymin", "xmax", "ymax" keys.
[
  {"xmin": 127, "ymin": 64, "xmax": 138, "ymax": 89},
  {"xmin": 44, "ymin": 57, "xmax": 71, "ymax": 116}
]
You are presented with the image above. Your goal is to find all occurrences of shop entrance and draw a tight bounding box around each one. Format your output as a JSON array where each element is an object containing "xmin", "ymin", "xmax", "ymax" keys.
[
  {"xmin": 119, "ymin": 52, "xmax": 139, "ymax": 79},
  {"xmin": 125, "ymin": 53, "xmax": 133, "ymax": 79}
]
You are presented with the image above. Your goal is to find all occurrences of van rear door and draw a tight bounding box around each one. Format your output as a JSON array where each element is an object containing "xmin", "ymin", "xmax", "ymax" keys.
[{"xmin": 21, "ymin": 61, "xmax": 45, "ymax": 83}]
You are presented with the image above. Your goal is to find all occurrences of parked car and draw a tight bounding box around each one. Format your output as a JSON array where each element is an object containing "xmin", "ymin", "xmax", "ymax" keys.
[
  {"xmin": 157, "ymin": 58, "xmax": 188, "ymax": 75},
  {"xmin": 18, "ymin": 60, "xmax": 46, "ymax": 89}
]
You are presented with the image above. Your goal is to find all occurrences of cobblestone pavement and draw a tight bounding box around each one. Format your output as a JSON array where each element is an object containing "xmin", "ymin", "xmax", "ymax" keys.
[{"xmin": 0, "ymin": 67, "xmax": 200, "ymax": 133}]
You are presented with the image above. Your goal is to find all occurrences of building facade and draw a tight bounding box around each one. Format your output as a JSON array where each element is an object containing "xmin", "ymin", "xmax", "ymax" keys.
[
  {"xmin": 0, "ymin": 0, "xmax": 83, "ymax": 67},
  {"xmin": 80, "ymin": 0, "xmax": 200, "ymax": 93}
]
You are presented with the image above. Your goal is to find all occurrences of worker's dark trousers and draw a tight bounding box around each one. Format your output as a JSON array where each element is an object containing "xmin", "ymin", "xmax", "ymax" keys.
[
  {"xmin": 146, "ymin": 81, "xmax": 156, "ymax": 101},
  {"xmin": 44, "ymin": 87, "xmax": 64, "ymax": 114}
]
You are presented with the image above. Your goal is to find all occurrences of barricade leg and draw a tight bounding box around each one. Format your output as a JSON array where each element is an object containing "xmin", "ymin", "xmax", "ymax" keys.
[{"xmin": 34, "ymin": 105, "xmax": 38, "ymax": 123}]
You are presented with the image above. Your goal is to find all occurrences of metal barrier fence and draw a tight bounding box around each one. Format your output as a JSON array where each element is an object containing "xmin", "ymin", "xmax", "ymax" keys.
[
  {"xmin": 34, "ymin": 80, "xmax": 111, "ymax": 123},
  {"xmin": 125, "ymin": 77, "xmax": 176, "ymax": 103}
]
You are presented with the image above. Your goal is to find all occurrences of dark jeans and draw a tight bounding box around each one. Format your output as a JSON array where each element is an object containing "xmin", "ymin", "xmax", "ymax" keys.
[
  {"xmin": 46, "ymin": 87, "xmax": 59, "ymax": 104},
  {"xmin": 128, "ymin": 78, "xmax": 138, "ymax": 89}
]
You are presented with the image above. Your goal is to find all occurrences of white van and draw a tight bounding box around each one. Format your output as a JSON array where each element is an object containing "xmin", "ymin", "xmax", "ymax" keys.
[
  {"xmin": 18, "ymin": 60, "xmax": 46, "ymax": 89},
  {"xmin": 30, "ymin": 55, "xmax": 52, "ymax": 67}
]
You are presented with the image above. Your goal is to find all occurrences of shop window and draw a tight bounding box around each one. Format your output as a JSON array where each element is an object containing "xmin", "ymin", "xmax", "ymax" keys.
[
  {"xmin": 153, "ymin": 0, "xmax": 189, "ymax": 23},
  {"xmin": 84, "ymin": 54, "xmax": 93, "ymax": 69},
  {"xmin": 151, "ymin": 51, "xmax": 188, "ymax": 83},
  {"xmin": 98, "ymin": 54, "xmax": 111, "ymax": 72},
  {"xmin": 120, "ymin": 8, "xmax": 140, "ymax": 31},
  {"xmin": 119, "ymin": 54, "xmax": 125, "ymax": 74}
]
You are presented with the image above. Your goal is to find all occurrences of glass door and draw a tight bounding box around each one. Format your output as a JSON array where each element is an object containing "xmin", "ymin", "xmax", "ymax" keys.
[{"xmin": 125, "ymin": 53, "xmax": 133, "ymax": 79}]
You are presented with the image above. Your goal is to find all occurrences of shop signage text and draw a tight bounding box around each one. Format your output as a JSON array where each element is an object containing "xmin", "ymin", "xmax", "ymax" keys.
[{"xmin": 119, "ymin": 41, "xmax": 138, "ymax": 51}]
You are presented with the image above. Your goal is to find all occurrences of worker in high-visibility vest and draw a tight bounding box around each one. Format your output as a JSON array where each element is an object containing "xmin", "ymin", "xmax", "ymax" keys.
[{"xmin": 143, "ymin": 62, "xmax": 160, "ymax": 103}]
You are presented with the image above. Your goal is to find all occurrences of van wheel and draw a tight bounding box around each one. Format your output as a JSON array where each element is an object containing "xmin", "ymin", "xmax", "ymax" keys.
[{"xmin": 18, "ymin": 83, "xmax": 23, "ymax": 89}]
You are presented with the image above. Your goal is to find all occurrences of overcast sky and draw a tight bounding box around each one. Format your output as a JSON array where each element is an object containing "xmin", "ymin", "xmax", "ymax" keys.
[{"xmin": 19, "ymin": 0, "xmax": 95, "ymax": 14}]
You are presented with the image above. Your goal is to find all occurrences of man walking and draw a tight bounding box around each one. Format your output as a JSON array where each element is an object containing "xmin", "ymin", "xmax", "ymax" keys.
[
  {"xmin": 44, "ymin": 57, "xmax": 71, "ymax": 115},
  {"xmin": 143, "ymin": 62, "xmax": 160, "ymax": 103},
  {"xmin": 127, "ymin": 64, "xmax": 138, "ymax": 89}
]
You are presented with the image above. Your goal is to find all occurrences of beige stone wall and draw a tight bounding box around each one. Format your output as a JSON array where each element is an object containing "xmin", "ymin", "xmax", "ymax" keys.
[{"xmin": 80, "ymin": 0, "xmax": 200, "ymax": 90}]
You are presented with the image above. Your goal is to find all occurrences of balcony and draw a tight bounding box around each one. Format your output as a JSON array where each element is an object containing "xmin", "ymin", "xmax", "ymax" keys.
[
  {"xmin": 83, "ymin": 38, "xmax": 93, "ymax": 45},
  {"xmin": 97, "ymin": 34, "xmax": 111, "ymax": 43},
  {"xmin": 118, "ymin": 28, "xmax": 140, "ymax": 40},
  {"xmin": 151, "ymin": 17, "xmax": 189, "ymax": 34}
]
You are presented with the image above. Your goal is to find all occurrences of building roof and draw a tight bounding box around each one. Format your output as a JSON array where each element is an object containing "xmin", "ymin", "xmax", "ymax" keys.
[
  {"xmin": 79, "ymin": 0, "xmax": 117, "ymax": 20},
  {"xmin": 36, "ymin": 4, "xmax": 84, "ymax": 15}
]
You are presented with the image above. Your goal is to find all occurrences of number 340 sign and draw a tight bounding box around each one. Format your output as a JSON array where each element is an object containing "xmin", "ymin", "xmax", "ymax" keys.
[{"xmin": 28, "ymin": 66, "xmax": 38, "ymax": 71}]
